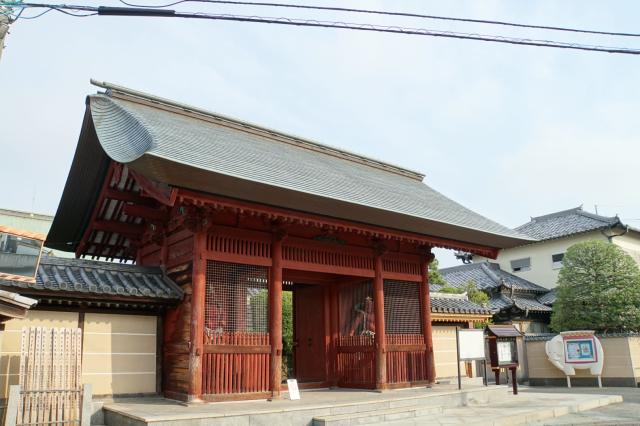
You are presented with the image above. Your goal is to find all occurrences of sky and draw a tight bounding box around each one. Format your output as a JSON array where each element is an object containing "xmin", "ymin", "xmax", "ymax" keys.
[{"xmin": 1, "ymin": 0, "xmax": 639, "ymax": 267}]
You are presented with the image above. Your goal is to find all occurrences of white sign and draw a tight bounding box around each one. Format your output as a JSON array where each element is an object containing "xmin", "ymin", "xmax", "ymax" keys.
[
  {"xmin": 458, "ymin": 329, "xmax": 485, "ymax": 360},
  {"xmin": 287, "ymin": 379, "xmax": 300, "ymax": 400},
  {"xmin": 497, "ymin": 341, "xmax": 514, "ymax": 364}
]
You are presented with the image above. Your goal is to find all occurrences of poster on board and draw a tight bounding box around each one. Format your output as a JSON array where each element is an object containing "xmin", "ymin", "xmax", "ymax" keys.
[{"xmin": 564, "ymin": 337, "xmax": 597, "ymax": 363}]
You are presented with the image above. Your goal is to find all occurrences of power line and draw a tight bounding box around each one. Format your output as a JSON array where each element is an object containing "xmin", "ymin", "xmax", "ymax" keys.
[
  {"xmin": 115, "ymin": 0, "xmax": 640, "ymax": 38},
  {"xmin": 7, "ymin": 2, "xmax": 640, "ymax": 55}
]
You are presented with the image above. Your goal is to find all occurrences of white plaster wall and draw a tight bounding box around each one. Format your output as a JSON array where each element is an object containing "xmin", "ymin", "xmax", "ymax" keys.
[{"xmin": 612, "ymin": 231, "xmax": 640, "ymax": 265}]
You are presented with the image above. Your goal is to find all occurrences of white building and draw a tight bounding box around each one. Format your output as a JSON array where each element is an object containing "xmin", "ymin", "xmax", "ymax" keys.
[{"xmin": 473, "ymin": 207, "xmax": 640, "ymax": 289}]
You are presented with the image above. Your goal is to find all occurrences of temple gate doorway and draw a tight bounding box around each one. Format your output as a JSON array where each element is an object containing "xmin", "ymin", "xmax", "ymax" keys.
[{"xmin": 292, "ymin": 284, "xmax": 326, "ymax": 384}]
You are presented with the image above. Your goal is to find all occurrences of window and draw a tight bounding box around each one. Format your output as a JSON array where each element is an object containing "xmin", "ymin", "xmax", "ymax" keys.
[
  {"xmin": 510, "ymin": 257, "xmax": 531, "ymax": 272},
  {"xmin": 552, "ymin": 253, "xmax": 564, "ymax": 269}
]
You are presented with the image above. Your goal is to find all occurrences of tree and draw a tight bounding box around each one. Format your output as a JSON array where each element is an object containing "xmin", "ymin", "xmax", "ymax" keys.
[
  {"xmin": 551, "ymin": 240, "xmax": 640, "ymax": 333},
  {"xmin": 429, "ymin": 258, "xmax": 447, "ymax": 286},
  {"xmin": 463, "ymin": 280, "xmax": 489, "ymax": 307}
]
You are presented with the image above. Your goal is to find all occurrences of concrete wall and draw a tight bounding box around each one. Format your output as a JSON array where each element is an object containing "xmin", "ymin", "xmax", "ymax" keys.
[
  {"xmin": 476, "ymin": 232, "xmax": 608, "ymax": 289},
  {"xmin": 526, "ymin": 335, "xmax": 640, "ymax": 387},
  {"xmin": 432, "ymin": 325, "xmax": 478, "ymax": 379},
  {"xmin": 0, "ymin": 310, "xmax": 157, "ymax": 398}
]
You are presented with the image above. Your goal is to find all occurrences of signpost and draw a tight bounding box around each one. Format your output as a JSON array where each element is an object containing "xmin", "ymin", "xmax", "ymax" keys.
[
  {"xmin": 455, "ymin": 328, "xmax": 487, "ymax": 390},
  {"xmin": 286, "ymin": 379, "xmax": 300, "ymax": 400},
  {"xmin": 545, "ymin": 331, "xmax": 603, "ymax": 388},
  {"xmin": 486, "ymin": 325, "xmax": 523, "ymax": 395}
]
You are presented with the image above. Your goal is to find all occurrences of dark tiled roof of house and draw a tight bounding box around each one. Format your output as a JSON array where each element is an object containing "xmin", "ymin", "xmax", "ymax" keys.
[
  {"xmin": 440, "ymin": 262, "xmax": 548, "ymax": 293},
  {"xmin": 537, "ymin": 289, "xmax": 557, "ymax": 306},
  {"xmin": 0, "ymin": 256, "xmax": 182, "ymax": 302},
  {"xmin": 430, "ymin": 293, "xmax": 491, "ymax": 315},
  {"xmin": 515, "ymin": 206, "xmax": 622, "ymax": 241},
  {"xmin": 488, "ymin": 293, "xmax": 552, "ymax": 314}
]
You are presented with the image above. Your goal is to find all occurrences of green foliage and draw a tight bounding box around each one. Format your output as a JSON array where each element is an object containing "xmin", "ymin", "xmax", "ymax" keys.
[
  {"xmin": 282, "ymin": 291, "xmax": 293, "ymax": 360},
  {"xmin": 429, "ymin": 258, "xmax": 447, "ymax": 286},
  {"xmin": 551, "ymin": 240, "xmax": 640, "ymax": 333},
  {"xmin": 438, "ymin": 285, "xmax": 463, "ymax": 294},
  {"xmin": 463, "ymin": 280, "xmax": 489, "ymax": 307},
  {"xmin": 250, "ymin": 290, "xmax": 293, "ymax": 377},
  {"xmin": 474, "ymin": 318, "xmax": 493, "ymax": 329}
]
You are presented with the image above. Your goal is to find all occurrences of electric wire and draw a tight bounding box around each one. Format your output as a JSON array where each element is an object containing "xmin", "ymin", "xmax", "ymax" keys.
[
  {"xmin": 115, "ymin": 0, "xmax": 640, "ymax": 38},
  {"xmin": 5, "ymin": 2, "xmax": 640, "ymax": 55}
]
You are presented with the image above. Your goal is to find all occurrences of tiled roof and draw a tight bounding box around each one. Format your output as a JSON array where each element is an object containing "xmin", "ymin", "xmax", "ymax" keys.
[
  {"xmin": 537, "ymin": 289, "xmax": 556, "ymax": 306},
  {"xmin": 46, "ymin": 82, "xmax": 534, "ymax": 255},
  {"xmin": 515, "ymin": 207, "xmax": 622, "ymax": 241},
  {"xmin": 430, "ymin": 292, "xmax": 491, "ymax": 315},
  {"xmin": 440, "ymin": 262, "xmax": 548, "ymax": 293},
  {"xmin": 488, "ymin": 293, "xmax": 552, "ymax": 314},
  {"xmin": 0, "ymin": 256, "xmax": 182, "ymax": 302}
]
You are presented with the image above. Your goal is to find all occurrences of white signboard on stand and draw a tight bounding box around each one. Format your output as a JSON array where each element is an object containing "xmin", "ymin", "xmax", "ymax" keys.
[
  {"xmin": 287, "ymin": 379, "xmax": 300, "ymax": 400},
  {"xmin": 458, "ymin": 329, "xmax": 485, "ymax": 360},
  {"xmin": 456, "ymin": 328, "xmax": 488, "ymax": 390}
]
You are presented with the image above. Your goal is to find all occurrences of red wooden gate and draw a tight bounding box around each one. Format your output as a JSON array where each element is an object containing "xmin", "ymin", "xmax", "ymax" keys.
[
  {"xmin": 384, "ymin": 280, "xmax": 428, "ymax": 385},
  {"xmin": 201, "ymin": 261, "xmax": 271, "ymax": 398}
]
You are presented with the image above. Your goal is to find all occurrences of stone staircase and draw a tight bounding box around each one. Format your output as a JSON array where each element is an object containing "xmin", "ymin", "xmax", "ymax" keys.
[
  {"xmin": 312, "ymin": 392, "xmax": 623, "ymax": 426},
  {"xmin": 95, "ymin": 386, "xmax": 623, "ymax": 425}
]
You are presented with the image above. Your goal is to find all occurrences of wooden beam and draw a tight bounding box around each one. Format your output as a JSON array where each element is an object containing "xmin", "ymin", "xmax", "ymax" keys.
[
  {"xmin": 420, "ymin": 254, "xmax": 436, "ymax": 385},
  {"xmin": 269, "ymin": 233, "xmax": 284, "ymax": 398},
  {"xmin": 177, "ymin": 188, "xmax": 501, "ymax": 259},
  {"xmin": 103, "ymin": 188, "xmax": 158, "ymax": 206},
  {"xmin": 373, "ymin": 254, "xmax": 387, "ymax": 390},
  {"xmin": 204, "ymin": 344, "xmax": 271, "ymax": 354},
  {"xmin": 188, "ymin": 233, "xmax": 206, "ymax": 402},
  {"xmin": 93, "ymin": 220, "xmax": 145, "ymax": 236},
  {"xmin": 123, "ymin": 204, "xmax": 168, "ymax": 222}
]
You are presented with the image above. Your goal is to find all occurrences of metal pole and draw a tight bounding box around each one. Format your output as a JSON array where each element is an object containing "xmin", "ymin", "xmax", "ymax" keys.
[
  {"xmin": 483, "ymin": 360, "xmax": 488, "ymax": 386},
  {"xmin": 456, "ymin": 327, "xmax": 461, "ymax": 390}
]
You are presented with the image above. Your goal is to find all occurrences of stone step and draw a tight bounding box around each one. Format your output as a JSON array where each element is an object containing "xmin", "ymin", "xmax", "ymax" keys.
[
  {"xmin": 312, "ymin": 405, "xmax": 443, "ymax": 425},
  {"xmin": 380, "ymin": 393, "xmax": 623, "ymax": 426}
]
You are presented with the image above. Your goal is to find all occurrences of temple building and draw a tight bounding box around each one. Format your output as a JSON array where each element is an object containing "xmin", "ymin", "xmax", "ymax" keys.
[{"xmin": 42, "ymin": 80, "xmax": 531, "ymax": 402}]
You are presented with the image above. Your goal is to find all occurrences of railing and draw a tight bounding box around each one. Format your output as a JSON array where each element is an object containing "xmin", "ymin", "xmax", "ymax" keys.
[
  {"xmin": 336, "ymin": 335, "xmax": 375, "ymax": 388},
  {"xmin": 385, "ymin": 334, "xmax": 428, "ymax": 385},
  {"xmin": 202, "ymin": 332, "xmax": 271, "ymax": 395}
]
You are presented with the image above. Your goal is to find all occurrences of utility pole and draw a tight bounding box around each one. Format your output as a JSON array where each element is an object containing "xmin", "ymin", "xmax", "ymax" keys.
[
  {"xmin": 0, "ymin": 1, "xmax": 19, "ymax": 62},
  {"xmin": 0, "ymin": 13, "xmax": 9, "ymax": 62}
]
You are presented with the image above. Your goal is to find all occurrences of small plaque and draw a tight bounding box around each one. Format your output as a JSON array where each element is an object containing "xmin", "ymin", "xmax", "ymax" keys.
[{"xmin": 287, "ymin": 379, "xmax": 300, "ymax": 400}]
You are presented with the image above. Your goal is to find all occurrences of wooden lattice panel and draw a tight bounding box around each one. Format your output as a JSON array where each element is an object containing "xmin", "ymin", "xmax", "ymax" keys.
[
  {"xmin": 283, "ymin": 239, "xmax": 375, "ymax": 277},
  {"xmin": 206, "ymin": 229, "xmax": 271, "ymax": 266},
  {"xmin": 382, "ymin": 253, "xmax": 422, "ymax": 281}
]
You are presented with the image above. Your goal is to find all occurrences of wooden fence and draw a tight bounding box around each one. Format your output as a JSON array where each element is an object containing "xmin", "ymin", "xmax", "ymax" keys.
[
  {"xmin": 202, "ymin": 331, "xmax": 271, "ymax": 397},
  {"xmin": 385, "ymin": 334, "xmax": 427, "ymax": 385},
  {"xmin": 4, "ymin": 327, "xmax": 91, "ymax": 426},
  {"xmin": 336, "ymin": 335, "xmax": 375, "ymax": 388}
]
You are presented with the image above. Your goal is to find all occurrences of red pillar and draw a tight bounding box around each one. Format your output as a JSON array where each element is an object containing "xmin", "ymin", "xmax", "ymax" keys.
[
  {"xmin": 420, "ymin": 252, "xmax": 436, "ymax": 385},
  {"xmin": 188, "ymin": 232, "xmax": 206, "ymax": 401},
  {"xmin": 269, "ymin": 234, "xmax": 284, "ymax": 398},
  {"xmin": 373, "ymin": 254, "xmax": 387, "ymax": 390}
]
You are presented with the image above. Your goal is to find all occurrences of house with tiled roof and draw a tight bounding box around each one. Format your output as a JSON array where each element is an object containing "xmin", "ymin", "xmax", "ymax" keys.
[
  {"xmin": 439, "ymin": 262, "xmax": 553, "ymax": 334},
  {"xmin": 472, "ymin": 206, "xmax": 640, "ymax": 289}
]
